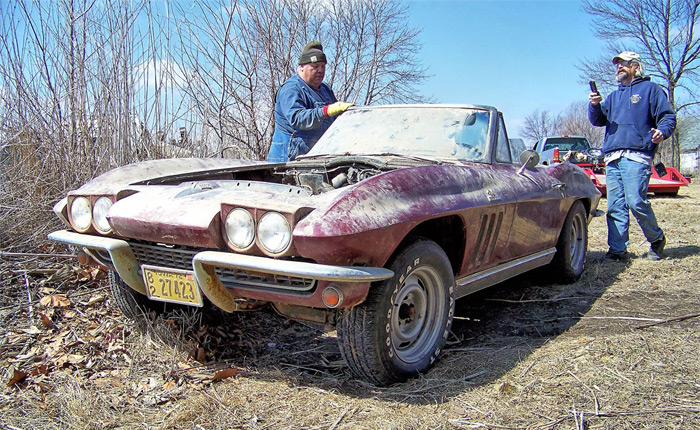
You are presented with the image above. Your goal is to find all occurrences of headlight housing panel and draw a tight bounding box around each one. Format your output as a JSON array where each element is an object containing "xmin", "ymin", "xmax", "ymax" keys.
[
  {"xmin": 221, "ymin": 204, "xmax": 309, "ymax": 256},
  {"xmin": 68, "ymin": 195, "xmax": 116, "ymax": 234}
]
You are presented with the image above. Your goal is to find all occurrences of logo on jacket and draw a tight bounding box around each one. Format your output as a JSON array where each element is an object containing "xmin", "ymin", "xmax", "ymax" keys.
[{"xmin": 630, "ymin": 94, "xmax": 642, "ymax": 104}]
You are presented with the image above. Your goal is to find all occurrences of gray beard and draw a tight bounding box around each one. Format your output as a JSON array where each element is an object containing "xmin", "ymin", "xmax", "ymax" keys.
[{"xmin": 616, "ymin": 71, "xmax": 628, "ymax": 82}]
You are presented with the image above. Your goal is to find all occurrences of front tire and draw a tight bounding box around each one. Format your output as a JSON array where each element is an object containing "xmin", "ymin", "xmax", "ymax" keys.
[
  {"xmin": 108, "ymin": 271, "xmax": 172, "ymax": 319},
  {"xmin": 550, "ymin": 201, "xmax": 588, "ymax": 283},
  {"xmin": 337, "ymin": 238, "xmax": 455, "ymax": 385}
]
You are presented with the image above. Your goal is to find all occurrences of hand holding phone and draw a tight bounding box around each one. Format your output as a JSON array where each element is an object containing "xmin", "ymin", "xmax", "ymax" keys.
[{"xmin": 589, "ymin": 81, "xmax": 599, "ymax": 95}]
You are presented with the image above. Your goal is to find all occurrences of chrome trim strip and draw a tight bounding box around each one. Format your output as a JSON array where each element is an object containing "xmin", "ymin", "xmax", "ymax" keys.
[
  {"xmin": 192, "ymin": 251, "xmax": 394, "ymax": 312},
  {"xmin": 193, "ymin": 251, "xmax": 394, "ymax": 282},
  {"xmin": 48, "ymin": 230, "xmax": 147, "ymax": 295},
  {"xmin": 48, "ymin": 230, "xmax": 394, "ymax": 313},
  {"xmin": 455, "ymin": 248, "xmax": 556, "ymax": 299}
]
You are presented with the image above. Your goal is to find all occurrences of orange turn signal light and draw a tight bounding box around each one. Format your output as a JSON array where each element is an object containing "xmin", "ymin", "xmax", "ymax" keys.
[{"xmin": 321, "ymin": 285, "xmax": 343, "ymax": 308}]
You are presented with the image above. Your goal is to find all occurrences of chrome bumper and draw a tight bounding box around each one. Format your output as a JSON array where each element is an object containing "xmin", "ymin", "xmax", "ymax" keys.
[{"xmin": 48, "ymin": 230, "xmax": 394, "ymax": 311}]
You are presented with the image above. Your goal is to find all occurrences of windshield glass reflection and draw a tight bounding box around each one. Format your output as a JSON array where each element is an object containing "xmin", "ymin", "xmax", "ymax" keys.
[{"xmin": 307, "ymin": 106, "xmax": 490, "ymax": 162}]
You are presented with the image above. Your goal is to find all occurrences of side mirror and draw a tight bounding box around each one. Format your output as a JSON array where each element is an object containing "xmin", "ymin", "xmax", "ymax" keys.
[
  {"xmin": 463, "ymin": 113, "xmax": 477, "ymax": 126},
  {"xmin": 518, "ymin": 149, "xmax": 540, "ymax": 174}
]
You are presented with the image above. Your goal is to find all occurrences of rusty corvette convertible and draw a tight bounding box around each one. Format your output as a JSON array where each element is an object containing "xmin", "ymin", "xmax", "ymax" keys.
[{"xmin": 49, "ymin": 105, "xmax": 601, "ymax": 385}]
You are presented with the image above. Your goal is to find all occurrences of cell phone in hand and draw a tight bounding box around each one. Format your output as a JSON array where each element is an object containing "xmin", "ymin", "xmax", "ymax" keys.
[{"xmin": 589, "ymin": 81, "xmax": 599, "ymax": 95}]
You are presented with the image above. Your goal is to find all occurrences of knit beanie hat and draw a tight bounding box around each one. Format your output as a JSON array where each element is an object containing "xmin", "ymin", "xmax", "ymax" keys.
[{"xmin": 298, "ymin": 41, "xmax": 327, "ymax": 65}]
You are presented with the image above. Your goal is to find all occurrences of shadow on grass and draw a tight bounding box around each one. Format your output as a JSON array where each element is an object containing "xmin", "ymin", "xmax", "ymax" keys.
[
  {"xmin": 126, "ymin": 245, "xmax": 698, "ymax": 404},
  {"xmin": 143, "ymin": 249, "xmax": 641, "ymax": 404}
]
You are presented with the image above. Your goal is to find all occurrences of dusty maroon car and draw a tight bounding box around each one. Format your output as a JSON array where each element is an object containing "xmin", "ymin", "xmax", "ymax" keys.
[{"xmin": 49, "ymin": 105, "xmax": 601, "ymax": 385}]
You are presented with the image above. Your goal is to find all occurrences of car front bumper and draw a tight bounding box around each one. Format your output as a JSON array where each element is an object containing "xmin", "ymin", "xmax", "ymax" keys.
[{"xmin": 48, "ymin": 230, "xmax": 394, "ymax": 311}]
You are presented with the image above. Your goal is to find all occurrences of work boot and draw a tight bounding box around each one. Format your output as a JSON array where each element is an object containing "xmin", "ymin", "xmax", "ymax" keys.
[
  {"xmin": 647, "ymin": 236, "xmax": 666, "ymax": 261},
  {"xmin": 600, "ymin": 250, "xmax": 629, "ymax": 262}
]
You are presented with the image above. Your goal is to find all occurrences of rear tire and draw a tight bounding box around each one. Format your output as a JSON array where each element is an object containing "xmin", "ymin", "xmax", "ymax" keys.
[
  {"xmin": 551, "ymin": 201, "xmax": 587, "ymax": 283},
  {"xmin": 337, "ymin": 238, "xmax": 455, "ymax": 386}
]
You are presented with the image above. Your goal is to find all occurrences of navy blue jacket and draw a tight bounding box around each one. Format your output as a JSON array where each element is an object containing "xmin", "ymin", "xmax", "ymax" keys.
[
  {"xmin": 588, "ymin": 77, "xmax": 676, "ymax": 157},
  {"xmin": 268, "ymin": 75, "xmax": 337, "ymax": 161}
]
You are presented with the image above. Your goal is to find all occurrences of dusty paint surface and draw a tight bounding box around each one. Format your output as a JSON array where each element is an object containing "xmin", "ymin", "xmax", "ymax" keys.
[{"xmin": 55, "ymin": 105, "xmax": 601, "ymax": 312}]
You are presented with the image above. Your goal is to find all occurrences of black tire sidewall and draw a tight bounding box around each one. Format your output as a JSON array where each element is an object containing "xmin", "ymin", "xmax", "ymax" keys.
[
  {"xmin": 375, "ymin": 239, "xmax": 456, "ymax": 379},
  {"xmin": 553, "ymin": 201, "xmax": 587, "ymax": 282}
]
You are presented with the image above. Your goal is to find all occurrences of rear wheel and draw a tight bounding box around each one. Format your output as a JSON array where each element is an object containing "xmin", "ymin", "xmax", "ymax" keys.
[
  {"xmin": 551, "ymin": 201, "xmax": 587, "ymax": 283},
  {"xmin": 337, "ymin": 238, "xmax": 455, "ymax": 385}
]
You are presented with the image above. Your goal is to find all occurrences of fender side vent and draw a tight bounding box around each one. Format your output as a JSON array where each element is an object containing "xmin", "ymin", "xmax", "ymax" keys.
[{"xmin": 468, "ymin": 211, "xmax": 504, "ymax": 270}]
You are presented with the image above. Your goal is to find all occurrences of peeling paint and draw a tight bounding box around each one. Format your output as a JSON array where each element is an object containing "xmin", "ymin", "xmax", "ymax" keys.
[{"xmin": 51, "ymin": 105, "xmax": 600, "ymax": 315}]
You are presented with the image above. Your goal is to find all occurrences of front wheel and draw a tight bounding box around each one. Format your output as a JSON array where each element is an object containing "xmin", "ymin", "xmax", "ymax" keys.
[
  {"xmin": 108, "ymin": 271, "xmax": 192, "ymax": 319},
  {"xmin": 337, "ymin": 238, "xmax": 455, "ymax": 385},
  {"xmin": 550, "ymin": 201, "xmax": 588, "ymax": 283}
]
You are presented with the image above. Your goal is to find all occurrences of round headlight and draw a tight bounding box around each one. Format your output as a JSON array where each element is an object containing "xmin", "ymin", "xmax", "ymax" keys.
[
  {"xmin": 93, "ymin": 197, "xmax": 113, "ymax": 234},
  {"xmin": 225, "ymin": 208, "xmax": 255, "ymax": 249},
  {"xmin": 70, "ymin": 196, "xmax": 92, "ymax": 232},
  {"xmin": 257, "ymin": 212, "xmax": 291, "ymax": 254}
]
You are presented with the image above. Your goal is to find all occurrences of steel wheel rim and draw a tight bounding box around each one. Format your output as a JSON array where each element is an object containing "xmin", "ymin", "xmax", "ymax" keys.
[
  {"xmin": 569, "ymin": 212, "xmax": 586, "ymax": 269},
  {"xmin": 390, "ymin": 265, "xmax": 446, "ymax": 363}
]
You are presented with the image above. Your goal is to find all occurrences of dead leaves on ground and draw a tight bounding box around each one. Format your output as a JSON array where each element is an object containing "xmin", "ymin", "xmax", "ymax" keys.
[{"xmin": 2, "ymin": 265, "xmax": 244, "ymax": 407}]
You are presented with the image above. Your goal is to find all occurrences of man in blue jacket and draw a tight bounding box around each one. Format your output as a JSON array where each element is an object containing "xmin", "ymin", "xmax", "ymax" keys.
[
  {"xmin": 589, "ymin": 51, "xmax": 676, "ymax": 261},
  {"xmin": 267, "ymin": 41, "xmax": 353, "ymax": 162}
]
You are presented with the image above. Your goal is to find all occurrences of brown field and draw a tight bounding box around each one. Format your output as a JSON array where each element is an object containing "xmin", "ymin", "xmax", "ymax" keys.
[{"xmin": 1, "ymin": 182, "xmax": 699, "ymax": 430}]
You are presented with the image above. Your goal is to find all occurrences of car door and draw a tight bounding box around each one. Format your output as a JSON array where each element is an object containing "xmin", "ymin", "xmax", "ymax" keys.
[
  {"xmin": 458, "ymin": 112, "xmax": 518, "ymax": 275},
  {"xmin": 492, "ymin": 115, "xmax": 566, "ymax": 260}
]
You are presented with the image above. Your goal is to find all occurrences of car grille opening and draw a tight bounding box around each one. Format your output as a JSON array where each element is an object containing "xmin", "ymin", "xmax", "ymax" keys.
[{"xmin": 128, "ymin": 241, "xmax": 316, "ymax": 292}]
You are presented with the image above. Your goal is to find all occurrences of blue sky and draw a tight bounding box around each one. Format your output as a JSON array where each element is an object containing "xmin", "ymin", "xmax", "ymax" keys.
[{"xmin": 405, "ymin": 0, "xmax": 607, "ymax": 136}]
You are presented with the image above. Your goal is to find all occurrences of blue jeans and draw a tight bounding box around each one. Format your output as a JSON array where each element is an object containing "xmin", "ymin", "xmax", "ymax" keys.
[
  {"xmin": 605, "ymin": 157, "xmax": 664, "ymax": 254},
  {"xmin": 267, "ymin": 129, "xmax": 312, "ymax": 162}
]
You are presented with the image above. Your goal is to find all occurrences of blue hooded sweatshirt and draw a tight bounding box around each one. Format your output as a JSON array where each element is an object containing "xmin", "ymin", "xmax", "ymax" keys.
[{"xmin": 588, "ymin": 77, "xmax": 676, "ymax": 158}]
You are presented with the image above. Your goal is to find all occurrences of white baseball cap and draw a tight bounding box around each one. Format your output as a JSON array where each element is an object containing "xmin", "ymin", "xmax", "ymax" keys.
[{"xmin": 612, "ymin": 51, "xmax": 641, "ymax": 64}]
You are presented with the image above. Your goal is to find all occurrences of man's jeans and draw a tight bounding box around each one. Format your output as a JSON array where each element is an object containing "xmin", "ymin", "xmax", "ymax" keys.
[{"xmin": 605, "ymin": 157, "xmax": 664, "ymax": 254}]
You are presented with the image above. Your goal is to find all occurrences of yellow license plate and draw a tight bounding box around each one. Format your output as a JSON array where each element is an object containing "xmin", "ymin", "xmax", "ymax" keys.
[{"xmin": 141, "ymin": 265, "xmax": 203, "ymax": 307}]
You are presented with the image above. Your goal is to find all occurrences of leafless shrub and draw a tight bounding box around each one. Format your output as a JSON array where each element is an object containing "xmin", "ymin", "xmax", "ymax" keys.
[
  {"xmin": 521, "ymin": 109, "xmax": 561, "ymax": 146},
  {"xmin": 0, "ymin": 0, "xmax": 427, "ymax": 252},
  {"xmin": 557, "ymin": 101, "xmax": 605, "ymax": 147}
]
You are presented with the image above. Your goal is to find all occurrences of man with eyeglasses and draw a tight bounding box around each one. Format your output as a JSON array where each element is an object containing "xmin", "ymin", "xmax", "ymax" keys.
[
  {"xmin": 588, "ymin": 51, "xmax": 676, "ymax": 261},
  {"xmin": 267, "ymin": 41, "xmax": 353, "ymax": 162}
]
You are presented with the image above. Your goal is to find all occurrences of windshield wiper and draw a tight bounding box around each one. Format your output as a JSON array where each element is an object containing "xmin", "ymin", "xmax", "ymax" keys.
[
  {"xmin": 356, "ymin": 153, "xmax": 445, "ymax": 165},
  {"xmin": 296, "ymin": 152, "xmax": 453, "ymax": 166}
]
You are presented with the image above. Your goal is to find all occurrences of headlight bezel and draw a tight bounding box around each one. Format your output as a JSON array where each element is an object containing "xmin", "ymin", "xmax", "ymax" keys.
[
  {"xmin": 68, "ymin": 195, "xmax": 116, "ymax": 234},
  {"xmin": 224, "ymin": 208, "xmax": 256, "ymax": 251},
  {"xmin": 92, "ymin": 196, "xmax": 114, "ymax": 234},
  {"xmin": 221, "ymin": 205, "xmax": 302, "ymax": 257},
  {"xmin": 69, "ymin": 196, "xmax": 93, "ymax": 233},
  {"xmin": 257, "ymin": 211, "xmax": 292, "ymax": 255}
]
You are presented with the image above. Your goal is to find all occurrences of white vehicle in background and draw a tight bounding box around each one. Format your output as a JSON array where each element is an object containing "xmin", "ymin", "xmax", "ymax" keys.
[{"xmin": 533, "ymin": 135, "xmax": 605, "ymax": 173}]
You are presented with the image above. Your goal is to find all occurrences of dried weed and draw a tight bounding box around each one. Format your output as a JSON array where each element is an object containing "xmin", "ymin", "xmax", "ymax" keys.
[{"xmin": 1, "ymin": 183, "xmax": 699, "ymax": 429}]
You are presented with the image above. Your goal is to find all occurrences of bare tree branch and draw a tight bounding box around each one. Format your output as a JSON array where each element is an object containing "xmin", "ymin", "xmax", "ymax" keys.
[{"xmin": 580, "ymin": 0, "xmax": 700, "ymax": 167}]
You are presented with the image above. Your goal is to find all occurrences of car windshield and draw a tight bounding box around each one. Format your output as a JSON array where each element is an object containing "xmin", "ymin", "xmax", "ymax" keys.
[
  {"xmin": 543, "ymin": 137, "xmax": 590, "ymax": 152},
  {"xmin": 306, "ymin": 106, "xmax": 490, "ymax": 162}
]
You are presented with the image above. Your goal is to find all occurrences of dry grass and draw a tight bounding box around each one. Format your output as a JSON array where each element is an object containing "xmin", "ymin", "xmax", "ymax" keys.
[{"xmin": 1, "ymin": 183, "xmax": 699, "ymax": 429}]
